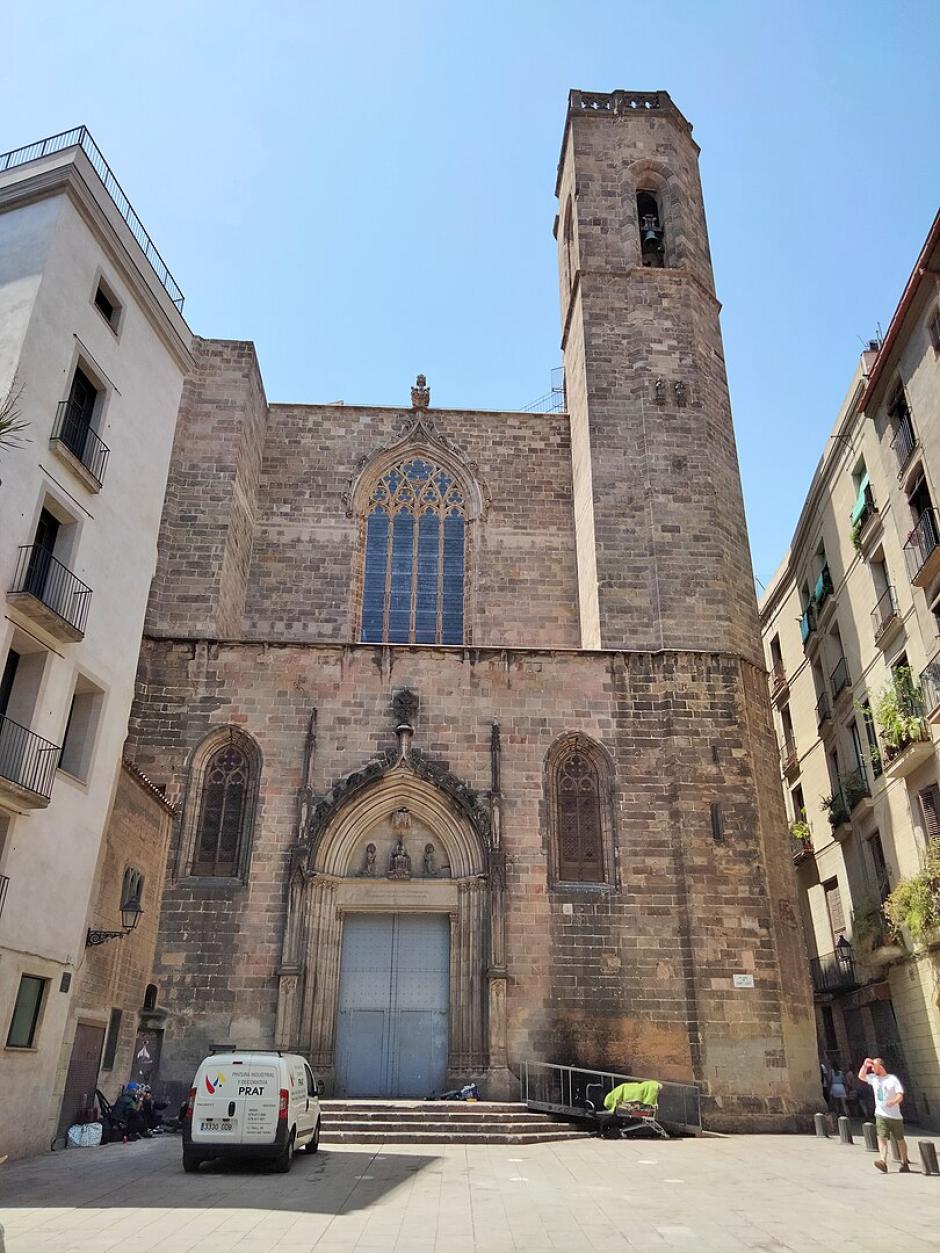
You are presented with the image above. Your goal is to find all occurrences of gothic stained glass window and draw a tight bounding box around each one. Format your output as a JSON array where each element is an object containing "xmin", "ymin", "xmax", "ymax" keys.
[
  {"xmin": 556, "ymin": 750, "xmax": 604, "ymax": 882},
  {"xmin": 360, "ymin": 457, "xmax": 467, "ymax": 645},
  {"xmin": 193, "ymin": 744, "xmax": 249, "ymax": 876}
]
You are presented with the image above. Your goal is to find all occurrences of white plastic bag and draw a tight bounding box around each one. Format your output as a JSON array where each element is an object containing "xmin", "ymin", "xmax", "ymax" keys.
[{"xmin": 67, "ymin": 1122, "xmax": 103, "ymax": 1148}]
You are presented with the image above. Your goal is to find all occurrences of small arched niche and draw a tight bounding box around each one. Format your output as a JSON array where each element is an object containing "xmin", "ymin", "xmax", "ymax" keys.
[{"xmin": 636, "ymin": 189, "xmax": 665, "ymax": 268}]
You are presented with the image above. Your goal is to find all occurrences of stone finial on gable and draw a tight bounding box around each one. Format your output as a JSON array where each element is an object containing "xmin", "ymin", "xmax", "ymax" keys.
[{"xmin": 411, "ymin": 374, "xmax": 430, "ymax": 410}]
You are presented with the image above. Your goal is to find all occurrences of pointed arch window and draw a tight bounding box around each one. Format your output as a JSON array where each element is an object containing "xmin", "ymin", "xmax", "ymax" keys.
[
  {"xmin": 548, "ymin": 735, "xmax": 614, "ymax": 886},
  {"xmin": 193, "ymin": 743, "xmax": 250, "ymax": 876},
  {"xmin": 360, "ymin": 457, "xmax": 467, "ymax": 645}
]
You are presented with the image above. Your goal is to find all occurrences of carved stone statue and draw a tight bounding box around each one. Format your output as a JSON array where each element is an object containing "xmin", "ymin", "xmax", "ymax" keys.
[
  {"xmin": 411, "ymin": 374, "xmax": 430, "ymax": 410},
  {"xmin": 423, "ymin": 843, "xmax": 436, "ymax": 877},
  {"xmin": 387, "ymin": 838, "xmax": 412, "ymax": 880},
  {"xmin": 392, "ymin": 689, "xmax": 419, "ymax": 727},
  {"xmin": 391, "ymin": 807, "xmax": 412, "ymax": 833},
  {"xmin": 359, "ymin": 842, "xmax": 377, "ymax": 877}
]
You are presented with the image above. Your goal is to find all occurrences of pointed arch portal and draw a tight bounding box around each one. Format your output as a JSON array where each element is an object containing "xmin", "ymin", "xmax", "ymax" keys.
[{"xmin": 274, "ymin": 765, "xmax": 501, "ymax": 1096}]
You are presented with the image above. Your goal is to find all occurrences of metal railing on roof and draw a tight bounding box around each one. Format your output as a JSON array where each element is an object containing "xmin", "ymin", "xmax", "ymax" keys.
[{"xmin": 0, "ymin": 126, "xmax": 185, "ymax": 312}]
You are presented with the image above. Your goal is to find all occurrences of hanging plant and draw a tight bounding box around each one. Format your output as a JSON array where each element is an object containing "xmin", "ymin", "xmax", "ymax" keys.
[
  {"xmin": 850, "ymin": 900, "xmax": 887, "ymax": 951},
  {"xmin": 851, "ymin": 517, "xmax": 864, "ymax": 553},
  {"xmin": 873, "ymin": 667, "xmax": 925, "ymax": 754},
  {"xmin": 884, "ymin": 840, "xmax": 940, "ymax": 943},
  {"xmin": 821, "ymin": 791, "xmax": 850, "ymax": 828}
]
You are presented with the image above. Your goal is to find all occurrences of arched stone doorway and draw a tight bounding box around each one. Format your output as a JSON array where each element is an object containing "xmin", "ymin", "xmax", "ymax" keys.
[{"xmin": 275, "ymin": 761, "xmax": 499, "ymax": 1096}]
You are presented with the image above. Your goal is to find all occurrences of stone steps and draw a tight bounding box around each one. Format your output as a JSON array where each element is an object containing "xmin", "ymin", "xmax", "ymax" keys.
[{"xmin": 318, "ymin": 1099, "xmax": 590, "ymax": 1145}]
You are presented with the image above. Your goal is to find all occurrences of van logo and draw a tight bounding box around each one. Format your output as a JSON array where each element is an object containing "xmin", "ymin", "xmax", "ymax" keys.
[
  {"xmin": 204, "ymin": 1073, "xmax": 224, "ymax": 1095},
  {"xmin": 238, "ymin": 1085, "xmax": 265, "ymax": 1096}
]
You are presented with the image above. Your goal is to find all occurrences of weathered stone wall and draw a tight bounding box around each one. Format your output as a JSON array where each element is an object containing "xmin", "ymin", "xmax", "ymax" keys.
[
  {"xmin": 146, "ymin": 337, "xmax": 267, "ymax": 639},
  {"xmin": 557, "ymin": 97, "xmax": 762, "ymax": 664},
  {"xmin": 70, "ymin": 763, "xmax": 174, "ymax": 1104},
  {"xmin": 129, "ymin": 639, "xmax": 817, "ymax": 1129}
]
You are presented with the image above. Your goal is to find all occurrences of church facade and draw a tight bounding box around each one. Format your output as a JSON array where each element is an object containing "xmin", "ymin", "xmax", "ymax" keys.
[{"xmin": 129, "ymin": 90, "xmax": 818, "ymax": 1130}]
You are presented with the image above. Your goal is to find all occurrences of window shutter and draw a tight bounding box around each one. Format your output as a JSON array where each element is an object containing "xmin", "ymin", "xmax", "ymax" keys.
[
  {"xmin": 919, "ymin": 784, "xmax": 940, "ymax": 841},
  {"xmin": 824, "ymin": 879, "xmax": 846, "ymax": 940}
]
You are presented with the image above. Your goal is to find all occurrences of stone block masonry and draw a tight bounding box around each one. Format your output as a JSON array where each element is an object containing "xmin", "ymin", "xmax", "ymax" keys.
[{"xmin": 129, "ymin": 639, "xmax": 817, "ymax": 1131}]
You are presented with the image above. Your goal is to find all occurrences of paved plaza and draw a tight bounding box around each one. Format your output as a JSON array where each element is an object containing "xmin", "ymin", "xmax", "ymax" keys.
[{"xmin": 2, "ymin": 1129, "xmax": 940, "ymax": 1253}]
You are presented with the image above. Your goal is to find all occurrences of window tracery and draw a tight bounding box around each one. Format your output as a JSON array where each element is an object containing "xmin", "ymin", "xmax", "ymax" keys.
[
  {"xmin": 360, "ymin": 456, "xmax": 467, "ymax": 645},
  {"xmin": 547, "ymin": 735, "xmax": 614, "ymax": 886},
  {"xmin": 193, "ymin": 743, "xmax": 250, "ymax": 876}
]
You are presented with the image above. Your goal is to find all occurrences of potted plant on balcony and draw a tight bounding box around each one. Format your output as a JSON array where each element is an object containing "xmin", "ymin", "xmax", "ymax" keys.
[
  {"xmin": 851, "ymin": 516, "xmax": 864, "ymax": 553},
  {"xmin": 789, "ymin": 813, "xmax": 812, "ymax": 859},
  {"xmin": 850, "ymin": 899, "xmax": 901, "ymax": 966},
  {"xmin": 822, "ymin": 790, "xmax": 850, "ymax": 830},
  {"xmin": 884, "ymin": 839, "xmax": 940, "ymax": 949},
  {"xmin": 875, "ymin": 667, "xmax": 926, "ymax": 763}
]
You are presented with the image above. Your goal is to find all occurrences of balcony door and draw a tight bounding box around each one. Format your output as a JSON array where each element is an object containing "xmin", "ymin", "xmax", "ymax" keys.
[
  {"xmin": 25, "ymin": 509, "xmax": 60, "ymax": 605},
  {"xmin": 62, "ymin": 368, "xmax": 98, "ymax": 463}
]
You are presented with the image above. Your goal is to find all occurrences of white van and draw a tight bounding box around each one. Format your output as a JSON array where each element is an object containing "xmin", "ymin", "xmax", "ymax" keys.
[{"xmin": 182, "ymin": 1051, "xmax": 321, "ymax": 1172}]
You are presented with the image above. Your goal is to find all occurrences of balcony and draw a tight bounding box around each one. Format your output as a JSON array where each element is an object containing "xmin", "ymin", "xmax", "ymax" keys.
[
  {"xmin": 813, "ymin": 564, "xmax": 835, "ymax": 619},
  {"xmin": 851, "ymin": 483, "xmax": 879, "ymax": 554},
  {"xmin": 842, "ymin": 768, "xmax": 872, "ymax": 814},
  {"xmin": 792, "ymin": 836, "xmax": 813, "ymax": 866},
  {"xmin": 871, "ymin": 585, "xmax": 901, "ymax": 649},
  {"xmin": 903, "ymin": 508, "xmax": 940, "ymax": 588},
  {"xmin": 0, "ymin": 715, "xmax": 60, "ymax": 808},
  {"xmin": 0, "ymin": 873, "xmax": 8, "ymax": 920},
  {"xmin": 780, "ymin": 733, "xmax": 799, "ymax": 778},
  {"xmin": 816, "ymin": 690, "xmax": 833, "ymax": 732},
  {"xmin": 890, "ymin": 412, "xmax": 918, "ymax": 478},
  {"xmin": 921, "ymin": 657, "xmax": 940, "ymax": 725},
  {"xmin": 769, "ymin": 659, "xmax": 788, "ymax": 702},
  {"xmin": 50, "ymin": 400, "xmax": 110, "ymax": 490},
  {"xmin": 830, "ymin": 655, "xmax": 851, "ymax": 704},
  {"xmin": 809, "ymin": 947, "xmax": 859, "ymax": 995},
  {"xmin": 883, "ymin": 725, "xmax": 934, "ymax": 780},
  {"xmin": 7, "ymin": 546, "xmax": 92, "ymax": 641},
  {"xmin": 800, "ymin": 604, "xmax": 817, "ymax": 649}
]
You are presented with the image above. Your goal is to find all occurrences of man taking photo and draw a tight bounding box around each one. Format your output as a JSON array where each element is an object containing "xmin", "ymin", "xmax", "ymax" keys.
[{"xmin": 859, "ymin": 1057, "xmax": 910, "ymax": 1174}]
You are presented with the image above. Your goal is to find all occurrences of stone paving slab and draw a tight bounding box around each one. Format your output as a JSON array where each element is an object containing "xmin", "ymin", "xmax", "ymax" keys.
[{"xmin": 1, "ymin": 1129, "xmax": 940, "ymax": 1252}]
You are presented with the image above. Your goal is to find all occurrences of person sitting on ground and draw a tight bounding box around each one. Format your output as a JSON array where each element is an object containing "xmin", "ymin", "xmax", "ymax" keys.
[
  {"xmin": 110, "ymin": 1082, "xmax": 151, "ymax": 1141},
  {"xmin": 858, "ymin": 1056, "xmax": 910, "ymax": 1174}
]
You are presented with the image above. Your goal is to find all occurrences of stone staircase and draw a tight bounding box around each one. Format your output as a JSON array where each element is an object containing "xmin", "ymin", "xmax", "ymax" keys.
[{"xmin": 319, "ymin": 1099, "xmax": 591, "ymax": 1145}]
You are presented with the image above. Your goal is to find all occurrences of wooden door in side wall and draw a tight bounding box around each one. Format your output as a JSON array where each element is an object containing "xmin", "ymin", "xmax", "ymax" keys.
[{"xmin": 56, "ymin": 1023, "xmax": 105, "ymax": 1140}]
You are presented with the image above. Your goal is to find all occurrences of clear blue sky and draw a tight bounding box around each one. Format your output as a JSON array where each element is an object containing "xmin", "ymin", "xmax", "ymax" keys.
[{"xmin": 4, "ymin": 0, "xmax": 938, "ymax": 589}]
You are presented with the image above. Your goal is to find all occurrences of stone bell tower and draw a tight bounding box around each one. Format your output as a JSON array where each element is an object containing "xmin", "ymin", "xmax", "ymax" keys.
[
  {"xmin": 555, "ymin": 91, "xmax": 819, "ymax": 1127},
  {"xmin": 557, "ymin": 89, "xmax": 759, "ymax": 658}
]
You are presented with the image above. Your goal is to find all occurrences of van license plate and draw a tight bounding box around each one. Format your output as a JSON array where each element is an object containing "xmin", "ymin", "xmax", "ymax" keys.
[{"xmin": 200, "ymin": 1119, "xmax": 232, "ymax": 1132}]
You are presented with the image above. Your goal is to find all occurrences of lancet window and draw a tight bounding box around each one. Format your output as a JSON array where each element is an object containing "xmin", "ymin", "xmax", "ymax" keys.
[
  {"xmin": 360, "ymin": 457, "xmax": 467, "ymax": 646},
  {"xmin": 193, "ymin": 743, "xmax": 251, "ymax": 876}
]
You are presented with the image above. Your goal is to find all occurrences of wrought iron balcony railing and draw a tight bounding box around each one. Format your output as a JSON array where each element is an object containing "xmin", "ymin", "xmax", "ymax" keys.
[
  {"xmin": 871, "ymin": 585, "xmax": 899, "ymax": 642},
  {"xmin": 0, "ymin": 715, "xmax": 60, "ymax": 800},
  {"xmin": 890, "ymin": 412, "xmax": 917, "ymax": 476},
  {"xmin": 800, "ymin": 604, "xmax": 817, "ymax": 645},
  {"xmin": 780, "ymin": 733, "xmax": 799, "ymax": 774},
  {"xmin": 904, "ymin": 508, "xmax": 940, "ymax": 583},
  {"xmin": 810, "ymin": 949, "xmax": 859, "ymax": 994},
  {"xmin": 770, "ymin": 658, "xmax": 787, "ymax": 698},
  {"xmin": 51, "ymin": 401, "xmax": 110, "ymax": 486},
  {"xmin": 9, "ymin": 545, "xmax": 92, "ymax": 636},
  {"xmin": 816, "ymin": 690, "xmax": 832, "ymax": 729},
  {"xmin": 830, "ymin": 655, "xmax": 850, "ymax": 699},
  {"xmin": 921, "ymin": 656, "xmax": 940, "ymax": 719},
  {"xmin": 0, "ymin": 873, "xmax": 8, "ymax": 920},
  {"xmin": 0, "ymin": 127, "xmax": 185, "ymax": 311}
]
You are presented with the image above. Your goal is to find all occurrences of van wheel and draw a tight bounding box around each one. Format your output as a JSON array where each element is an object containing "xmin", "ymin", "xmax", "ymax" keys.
[
  {"xmin": 304, "ymin": 1119, "xmax": 320, "ymax": 1154},
  {"xmin": 273, "ymin": 1130, "xmax": 295, "ymax": 1173},
  {"xmin": 182, "ymin": 1152, "xmax": 201, "ymax": 1173}
]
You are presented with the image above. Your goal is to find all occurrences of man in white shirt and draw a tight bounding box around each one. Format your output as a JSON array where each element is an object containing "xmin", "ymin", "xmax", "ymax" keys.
[{"xmin": 858, "ymin": 1056, "xmax": 910, "ymax": 1173}]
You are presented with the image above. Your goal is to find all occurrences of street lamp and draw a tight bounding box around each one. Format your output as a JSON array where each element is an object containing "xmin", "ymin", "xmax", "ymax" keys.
[
  {"xmin": 835, "ymin": 934, "xmax": 854, "ymax": 975},
  {"xmin": 86, "ymin": 894, "xmax": 143, "ymax": 947}
]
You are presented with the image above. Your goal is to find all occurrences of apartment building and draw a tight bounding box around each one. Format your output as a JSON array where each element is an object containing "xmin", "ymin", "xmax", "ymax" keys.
[
  {"xmin": 0, "ymin": 129, "xmax": 192, "ymax": 1157},
  {"xmin": 760, "ymin": 211, "xmax": 940, "ymax": 1128}
]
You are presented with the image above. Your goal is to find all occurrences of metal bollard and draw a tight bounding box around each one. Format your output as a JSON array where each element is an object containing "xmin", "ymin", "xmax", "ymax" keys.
[
  {"xmin": 862, "ymin": 1122, "xmax": 879, "ymax": 1152},
  {"xmin": 918, "ymin": 1141, "xmax": 940, "ymax": 1177},
  {"xmin": 814, "ymin": 1112, "xmax": 830, "ymax": 1139},
  {"xmin": 838, "ymin": 1116, "xmax": 853, "ymax": 1145}
]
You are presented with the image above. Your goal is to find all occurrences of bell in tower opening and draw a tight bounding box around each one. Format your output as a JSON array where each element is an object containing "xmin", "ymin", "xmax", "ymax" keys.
[{"xmin": 637, "ymin": 190, "xmax": 665, "ymax": 268}]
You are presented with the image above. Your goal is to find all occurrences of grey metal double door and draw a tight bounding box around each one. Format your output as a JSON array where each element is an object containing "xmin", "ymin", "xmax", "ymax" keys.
[{"xmin": 335, "ymin": 913, "xmax": 450, "ymax": 1097}]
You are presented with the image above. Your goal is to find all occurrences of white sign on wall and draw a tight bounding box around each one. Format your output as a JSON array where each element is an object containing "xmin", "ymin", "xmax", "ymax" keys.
[{"xmin": 733, "ymin": 973, "xmax": 755, "ymax": 989}]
